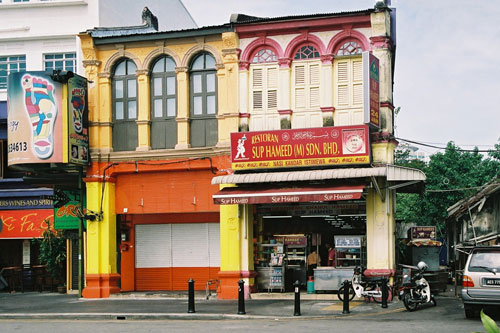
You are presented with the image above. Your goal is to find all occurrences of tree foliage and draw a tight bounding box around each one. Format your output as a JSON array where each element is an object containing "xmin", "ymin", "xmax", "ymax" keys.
[
  {"xmin": 395, "ymin": 142, "xmax": 500, "ymax": 237},
  {"xmin": 33, "ymin": 220, "xmax": 67, "ymax": 283}
]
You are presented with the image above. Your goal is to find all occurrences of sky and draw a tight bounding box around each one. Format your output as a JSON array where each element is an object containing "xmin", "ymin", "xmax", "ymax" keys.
[{"xmin": 181, "ymin": 0, "xmax": 500, "ymax": 155}]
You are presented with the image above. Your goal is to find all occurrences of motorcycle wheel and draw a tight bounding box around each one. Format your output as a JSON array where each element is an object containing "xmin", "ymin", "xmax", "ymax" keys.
[
  {"xmin": 371, "ymin": 285, "xmax": 393, "ymax": 303},
  {"xmin": 403, "ymin": 292, "xmax": 418, "ymax": 312},
  {"xmin": 337, "ymin": 285, "xmax": 355, "ymax": 302}
]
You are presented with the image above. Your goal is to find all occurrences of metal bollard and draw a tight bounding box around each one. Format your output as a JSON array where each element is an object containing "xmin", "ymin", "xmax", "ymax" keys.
[
  {"xmin": 294, "ymin": 280, "xmax": 301, "ymax": 316},
  {"xmin": 188, "ymin": 278, "xmax": 195, "ymax": 313},
  {"xmin": 342, "ymin": 280, "xmax": 350, "ymax": 314},
  {"xmin": 237, "ymin": 279, "xmax": 246, "ymax": 315},
  {"xmin": 381, "ymin": 277, "xmax": 388, "ymax": 308}
]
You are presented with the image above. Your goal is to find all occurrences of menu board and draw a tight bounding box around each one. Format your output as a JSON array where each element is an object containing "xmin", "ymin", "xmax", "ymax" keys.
[{"xmin": 335, "ymin": 235, "xmax": 362, "ymax": 248}]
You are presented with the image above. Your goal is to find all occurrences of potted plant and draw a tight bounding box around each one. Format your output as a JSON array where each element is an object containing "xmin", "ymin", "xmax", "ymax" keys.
[{"xmin": 33, "ymin": 219, "xmax": 67, "ymax": 293}]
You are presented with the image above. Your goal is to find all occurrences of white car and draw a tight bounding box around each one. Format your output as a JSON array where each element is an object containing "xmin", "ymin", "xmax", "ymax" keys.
[{"xmin": 462, "ymin": 246, "xmax": 500, "ymax": 318}]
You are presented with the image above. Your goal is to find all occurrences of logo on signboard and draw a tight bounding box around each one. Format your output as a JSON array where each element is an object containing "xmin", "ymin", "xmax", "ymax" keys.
[
  {"xmin": 342, "ymin": 128, "xmax": 366, "ymax": 154},
  {"xmin": 234, "ymin": 134, "xmax": 248, "ymax": 160},
  {"xmin": 21, "ymin": 74, "xmax": 58, "ymax": 159}
]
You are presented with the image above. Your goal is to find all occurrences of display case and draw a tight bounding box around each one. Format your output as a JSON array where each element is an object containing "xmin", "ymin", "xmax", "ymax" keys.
[
  {"xmin": 334, "ymin": 235, "xmax": 366, "ymax": 268},
  {"xmin": 256, "ymin": 243, "xmax": 286, "ymax": 292}
]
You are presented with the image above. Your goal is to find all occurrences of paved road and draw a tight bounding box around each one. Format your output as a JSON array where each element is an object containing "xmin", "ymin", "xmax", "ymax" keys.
[{"xmin": 0, "ymin": 295, "xmax": 498, "ymax": 332}]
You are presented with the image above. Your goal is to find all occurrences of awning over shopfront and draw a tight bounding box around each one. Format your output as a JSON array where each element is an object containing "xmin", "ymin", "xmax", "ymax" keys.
[
  {"xmin": 213, "ymin": 184, "xmax": 364, "ymax": 205},
  {"xmin": 212, "ymin": 164, "xmax": 425, "ymax": 185}
]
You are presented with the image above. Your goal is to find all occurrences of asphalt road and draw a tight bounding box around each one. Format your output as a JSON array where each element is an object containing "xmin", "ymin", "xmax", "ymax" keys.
[{"xmin": 0, "ymin": 297, "xmax": 498, "ymax": 332}]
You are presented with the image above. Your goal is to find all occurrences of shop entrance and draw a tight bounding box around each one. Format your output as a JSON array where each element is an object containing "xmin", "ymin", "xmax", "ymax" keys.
[{"xmin": 254, "ymin": 202, "xmax": 366, "ymax": 292}]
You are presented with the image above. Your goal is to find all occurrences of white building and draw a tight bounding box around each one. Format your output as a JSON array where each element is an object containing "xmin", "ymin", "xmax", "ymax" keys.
[{"xmin": 0, "ymin": 0, "xmax": 197, "ymax": 100}]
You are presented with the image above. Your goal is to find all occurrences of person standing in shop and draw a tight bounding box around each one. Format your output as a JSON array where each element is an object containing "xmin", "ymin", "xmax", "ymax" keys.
[
  {"xmin": 327, "ymin": 243, "xmax": 336, "ymax": 267},
  {"xmin": 307, "ymin": 248, "xmax": 320, "ymax": 278}
]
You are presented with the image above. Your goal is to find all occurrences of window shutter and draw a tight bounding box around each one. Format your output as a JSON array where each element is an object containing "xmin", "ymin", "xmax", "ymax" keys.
[
  {"xmin": 253, "ymin": 68, "xmax": 263, "ymax": 88},
  {"xmin": 309, "ymin": 64, "xmax": 320, "ymax": 85},
  {"xmin": 310, "ymin": 87, "xmax": 320, "ymax": 107},
  {"xmin": 338, "ymin": 86, "xmax": 349, "ymax": 105},
  {"xmin": 337, "ymin": 61, "xmax": 348, "ymax": 82},
  {"xmin": 253, "ymin": 91, "xmax": 263, "ymax": 109},
  {"xmin": 268, "ymin": 90, "xmax": 277, "ymax": 109},
  {"xmin": 267, "ymin": 67, "xmax": 278, "ymax": 88},
  {"xmin": 295, "ymin": 88, "xmax": 306, "ymax": 108},
  {"xmin": 295, "ymin": 65, "xmax": 305, "ymax": 86},
  {"xmin": 352, "ymin": 60, "xmax": 363, "ymax": 105}
]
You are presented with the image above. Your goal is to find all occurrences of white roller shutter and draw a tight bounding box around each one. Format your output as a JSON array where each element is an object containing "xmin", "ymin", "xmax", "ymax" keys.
[
  {"xmin": 135, "ymin": 224, "xmax": 172, "ymax": 268},
  {"xmin": 208, "ymin": 223, "xmax": 220, "ymax": 267},
  {"xmin": 171, "ymin": 223, "xmax": 209, "ymax": 267}
]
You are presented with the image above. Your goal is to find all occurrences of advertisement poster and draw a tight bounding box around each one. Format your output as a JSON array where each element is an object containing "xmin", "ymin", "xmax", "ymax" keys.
[
  {"xmin": 231, "ymin": 125, "xmax": 370, "ymax": 170},
  {"xmin": 7, "ymin": 72, "xmax": 64, "ymax": 165},
  {"xmin": 54, "ymin": 191, "xmax": 86, "ymax": 230},
  {"xmin": 68, "ymin": 75, "xmax": 89, "ymax": 165},
  {"xmin": 363, "ymin": 52, "xmax": 380, "ymax": 128},
  {"xmin": 0, "ymin": 209, "xmax": 54, "ymax": 239}
]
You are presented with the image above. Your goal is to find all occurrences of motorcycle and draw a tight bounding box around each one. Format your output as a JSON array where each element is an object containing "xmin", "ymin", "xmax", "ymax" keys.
[{"xmin": 400, "ymin": 261, "xmax": 437, "ymax": 311}]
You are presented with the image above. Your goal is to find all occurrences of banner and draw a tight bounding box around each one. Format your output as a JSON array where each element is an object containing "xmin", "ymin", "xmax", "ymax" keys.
[
  {"xmin": 0, "ymin": 209, "xmax": 54, "ymax": 239},
  {"xmin": 7, "ymin": 72, "xmax": 64, "ymax": 165},
  {"xmin": 231, "ymin": 125, "xmax": 370, "ymax": 170},
  {"xmin": 68, "ymin": 75, "xmax": 89, "ymax": 165},
  {"xmin": 363, "ymin": 52, "xmax": 380, "ymax": 128}
]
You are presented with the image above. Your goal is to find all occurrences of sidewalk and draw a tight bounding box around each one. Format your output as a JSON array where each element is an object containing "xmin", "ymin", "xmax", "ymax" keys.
[{"xmin": 0, "ymin": 286, "xmax": 459, "ymax": 321}]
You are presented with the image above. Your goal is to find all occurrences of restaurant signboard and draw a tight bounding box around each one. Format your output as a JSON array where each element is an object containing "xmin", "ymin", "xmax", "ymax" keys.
[
  {"xmin": 231, "ymin": 125, "xmax": 370, "ymax": 170},
  {"xmin": 0, "ymin": 209, "xmax": 54, "ymax": 239}
]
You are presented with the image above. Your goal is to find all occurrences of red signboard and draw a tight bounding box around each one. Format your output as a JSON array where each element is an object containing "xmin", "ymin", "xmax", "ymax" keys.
[
  {"xmin": 0, "ymin": 209, "xmax": 54, "ymax": 239},
  {"xmin": 213, "ymin": 185, "xmax": 364, "ymax": 205},
  {"xmin": 231, "ymin": 125, "xmax": 370, "ymax": 170}
]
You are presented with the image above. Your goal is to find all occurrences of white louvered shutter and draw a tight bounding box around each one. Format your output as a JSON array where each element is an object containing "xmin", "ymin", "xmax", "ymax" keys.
[
  {"xmin": 352, "ymin": 59, "xmax": 363, "ymax": 105},
  {"xmin": 335, "ymin": 57, "xmax": 363, "ymax": 107},
  {"xmin": 252, "ymin": 68, "xmax": 263, "ymax": 110},
  {"xmin": 267, "ymin": 67, "xmax": 278, "ymax": 109}
]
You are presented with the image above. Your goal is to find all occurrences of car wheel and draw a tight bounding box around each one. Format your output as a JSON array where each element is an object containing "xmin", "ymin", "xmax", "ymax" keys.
[{"xmin": 464, "ymin": 304, "xmax": 476, "ymax": 319}]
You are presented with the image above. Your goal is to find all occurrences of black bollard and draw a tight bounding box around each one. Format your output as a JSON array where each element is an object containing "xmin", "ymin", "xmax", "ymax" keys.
[
  {"xmin": 381, "ymin": 277, "xmax": 388, "ymax": 308},
  {"xmin": 294, "ymin": 280, "xmax": 301, "ymax": 316},
  {"xmin": 342, "ymin": 280, "xmax": 350, "ymax": 314},
  {"xmin": 188, "ymin": 278, "xmax": 195, "ymax": 313},
  {"xmin": 237, "ymin": 280, "xmax": 246, "ymax": 315}
]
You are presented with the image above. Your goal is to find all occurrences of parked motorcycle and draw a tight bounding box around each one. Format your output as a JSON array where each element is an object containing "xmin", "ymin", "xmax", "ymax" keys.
[{"xmin": 400, "ymin": 261, "xmax": 437, "ymax": 311}]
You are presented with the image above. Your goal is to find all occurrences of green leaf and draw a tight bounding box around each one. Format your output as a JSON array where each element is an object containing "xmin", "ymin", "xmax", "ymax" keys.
[{"xmin": 480, "ymin": 309, "xmax": 500, "ymax": 333}]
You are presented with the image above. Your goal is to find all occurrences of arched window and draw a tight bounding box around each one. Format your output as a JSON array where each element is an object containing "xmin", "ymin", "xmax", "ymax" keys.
[
  {"xmin": 189, "ymin": 52, "xmax": 218, "ymax": 147},
  {"xmin": 291, "ymin": 44, "xmax": 322, "ymax": 128},
  {"xmin": 112, "ymin": 59, "xmax": 137, "ymax": 151},
  {"xmin": 252, "ymin": 48, "xmax": 277, "ymax": 64},
  {"xmin": 294, "ymin": 45, "xmax": 320, "ymax": 60},
  {"xmin": 336, "ymin": 40, "xmax": 363, "ymax": 56},
  {"xmin": 150, "ymin": 56, "xmax": 177, "ymax": 149},
  {"xmin": 249, "ymin": 48, "xmax": 279, "ymax": 131}
]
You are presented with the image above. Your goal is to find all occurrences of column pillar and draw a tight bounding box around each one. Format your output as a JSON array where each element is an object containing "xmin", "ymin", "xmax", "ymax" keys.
[
  {"xmin": 175, "ymin": 66, "xmax": 190, "ymax": 149},
  {"xmin": 218, "ymin": 188, "xmax": 255, "ymax": 299},
  {"xmin": 136, "ymin": 69, "xmax": 151, "ymax": 151},
  {"xmin": 320, "ymin": 55, "xmax": 334, "ymax": 126},
  {"xmin": 82, "ymin": 178, "xmax": 120, "ymax": 298},
  {"xmin": 365, "ymin": 184, "xmax": 396, "ymax": 277},
  {"xmin": 278, "ymin": 58, "xmax": 291, "ymax": 129}
]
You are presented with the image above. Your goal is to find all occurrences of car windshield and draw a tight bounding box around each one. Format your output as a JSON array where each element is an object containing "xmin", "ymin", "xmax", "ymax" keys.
[{"xmin": 469, "ymin": 250, "xmax": 500, "ymax": 272}]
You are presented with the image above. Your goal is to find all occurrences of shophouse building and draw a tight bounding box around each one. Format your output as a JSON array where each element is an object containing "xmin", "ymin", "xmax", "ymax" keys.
[
  {"xmin": 80, "ymin": 2, "xmax": 426, "ymax": 299},
  {"xmin": 79, "ymin": 16, "xmax": 238, "ymax": 297},
  {"xmin": 0, "ymin": 0, "xmax": 196, "ymax": 293}
]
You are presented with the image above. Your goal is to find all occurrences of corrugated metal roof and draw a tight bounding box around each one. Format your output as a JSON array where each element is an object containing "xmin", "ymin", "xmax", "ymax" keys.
[
  {"xmin": 230, "ymin": 9, "xmax": 374, "ymax": 25},
  {"xmin": 212, "ymin": 164, "xmax": 425, "ymax": 185},
  {"xmin": 447, "ymin": 180, "xmax": 500, "ymax": 219}
]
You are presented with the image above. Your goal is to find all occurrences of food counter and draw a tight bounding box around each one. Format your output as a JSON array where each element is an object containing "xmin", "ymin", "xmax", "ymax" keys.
[{"xmin": 313, "ymin": 267, "xmax": 354, "ymax": 291}]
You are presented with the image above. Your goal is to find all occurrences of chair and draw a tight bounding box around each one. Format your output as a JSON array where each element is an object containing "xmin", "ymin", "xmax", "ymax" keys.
[{"xmin": 205, "ymin": 279, "xmax": 220, "ymax": 299}]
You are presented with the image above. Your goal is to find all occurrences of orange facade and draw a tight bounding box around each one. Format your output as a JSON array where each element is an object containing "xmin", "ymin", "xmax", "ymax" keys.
[{"xmin": 87, "ymin": 156, "xmax": 230, "ymax": 292}]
